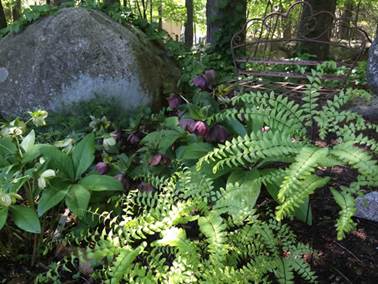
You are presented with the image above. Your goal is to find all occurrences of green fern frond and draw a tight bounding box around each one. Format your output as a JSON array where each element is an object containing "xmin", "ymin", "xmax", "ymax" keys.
[
  {"xmin": 197, "ymin": 130, "xmax": 304, "ymax": 173},
  {"xmin": 278, "ymin": 147, "xmax": 328, "ymax": 203},
  {"xmin": 331, "ymin": 142, "xmax": 378, "ymax": 176},
  {"xmin": 331, "ymin": 189, "xmax": 356, "ymax": 240},
  {"xmin": 108, "ymin": 242, "xmax": 146, "ymax": 284},
  {"xmin": 276, "ymin": 175, "xmax": 329, "ymax": 222},
  {"xmin": 198, "ymin": 212, "xmax": 228, "ymax": 264}
]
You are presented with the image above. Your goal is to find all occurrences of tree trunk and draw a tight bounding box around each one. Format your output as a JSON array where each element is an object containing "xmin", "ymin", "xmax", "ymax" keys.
[
  {"xmin": 12, "ymin": 0, "xmax": 21, "ymax": 22},
  {"xmin": 298, "ymin": 0, "xmax": 337, "ymax": 60},
  {"xmin": 206, "ymin": 0, "xmax": 247, "ymax": 56},
  {"xmin": 339, "ymin": 0, "xmax": 353, "ymax": 39},
  {"xmin": 185, "ymin": 0, "xmax": 194, "ymax": 48},
  {"xmin": 104, "ymin": 0, "xmax": 120, "ymax": 8},
  {"xmin": 158, "ymin": 0, "xmax": 162, "ymax": 30},
  {"xmin": 0, "ymin": 0, "xmax": 6, "ymax": 29},
  {"xmin": 149, "ymin": 0, "xmax": 153, "ymax": 23}
]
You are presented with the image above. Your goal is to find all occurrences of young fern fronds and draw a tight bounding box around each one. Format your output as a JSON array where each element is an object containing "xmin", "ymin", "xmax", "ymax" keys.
[
  {"xmin": 197, "ymin": 130, "xmax": 304, "ymax": 173},
  {"xmin": 230, "ymin": 92, "xmax": 305, "ymax": 127},
  {"xmin": 302, "ymin": 75, "xmax": 321, "ymax": 127},
  {"xmin": 340, "ymin": 131, "xmax": 378, "ymax": 154},
  {"xmin": 276, "ymin": 175, "xmax": 330, "ymax": 222},
  {"xmin": 330, "ymin": 142, "xmax": 378, "ymax": 176},
  {"xmin": 198, "ymin": 212, "xmax": 228, "ymax": 265},
  {"xmin": 108, "ymin": 243, "xmax": 146, "ymax": 284},
  {"xmin": 331, "ymin": 189, "xmax": 356, "ymax": 240},
  {"xmin": 278, "ymin": 147, "xmax": 328, "ymax": 204}
]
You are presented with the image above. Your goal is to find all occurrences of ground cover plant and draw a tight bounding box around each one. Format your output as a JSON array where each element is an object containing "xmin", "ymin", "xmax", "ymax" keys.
[
  {"xmin": 1, "ymin": 1, "xmax": 378, "ymax": 283},
  {"xmin": 0, "ymin": 63, "xmax": 376, "ymax": 282}
]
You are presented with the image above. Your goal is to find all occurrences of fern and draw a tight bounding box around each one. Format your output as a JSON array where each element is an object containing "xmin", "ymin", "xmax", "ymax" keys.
[
  {"xmin": 331, "ymin": 189, "xmax": 357, "ymax": 240},
  {"xmin": 197, "ymin": 130, "xmax": 304, "ymax": 173}
]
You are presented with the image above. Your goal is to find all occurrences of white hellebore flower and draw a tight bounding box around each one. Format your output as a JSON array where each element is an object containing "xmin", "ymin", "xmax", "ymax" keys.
[{"xmin": 38, "ymin": 169, "xmax": 56, "ymax": 189}]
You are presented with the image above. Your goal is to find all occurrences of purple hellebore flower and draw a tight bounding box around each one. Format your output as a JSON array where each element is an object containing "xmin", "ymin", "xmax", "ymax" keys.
[
  {"xmin": 139, "ymin": 182, "xmax": 154, "ymax": 193},
  {"xmin": 114, "ymin": 174, "xmax": 130, "ymax": 191},
  {"xmin": 192, "ymin": 75, "xmax": 208, "ymax": 90},
  {"xmin": 149, "ymin": 153, "xmax": 170, "ymax": 166},
  {"xmin": 206, "ymin": 124, "xmax": 230, "ymax": 143},
  {"xmin": 203, "ymin": 69, "xmax": 216, "ymax": 88},
  {"xmin": 111, "ymin": 130, "xmax": 122, "ymax": 141},
  {"xmin": 149, "ymin": 154, "xmax": 162, "ymax": 166},
  {"xmin": 127, "ymin": 132, "xmax": 141, "ymax": 145},
  {"xmin": 179, "ymin": 118, "xmax": 197, "ymax": 133},
  {"xmin": 193, "ymin": 121, "xmax": 208, "ymax": 137},
  {"xmin": 167, "ymin": 94, "xmax": 183, "ymax": 110},
  {"xmin": 95, "ymin": 162, "xmax": 108, "ymax": 175}
]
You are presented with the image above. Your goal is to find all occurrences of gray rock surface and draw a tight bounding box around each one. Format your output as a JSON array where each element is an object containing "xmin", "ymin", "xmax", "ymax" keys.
[
  {"xmin": 351, "ymin": 96, "xmax": 378, "ymax": 122},
  {"xmin": 368, "ymin": 37, "xmax": 378, "ymax": 95},
  {"xmin": 0, "ymin": 8, "xmax": 179, "ymax": 116},
  {"xmin": 355, "ymin": 192, "xmax": 378, "ymax": 222}
]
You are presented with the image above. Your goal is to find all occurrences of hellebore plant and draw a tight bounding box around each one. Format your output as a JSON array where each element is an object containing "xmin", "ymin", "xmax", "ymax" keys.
[
  {"xmin": 192, "ymin": 69, "xmax": 217, "ymax": 91},
  {"xmin": 37, "ymin": 133, "xmax": 123, "ymax": 218}
]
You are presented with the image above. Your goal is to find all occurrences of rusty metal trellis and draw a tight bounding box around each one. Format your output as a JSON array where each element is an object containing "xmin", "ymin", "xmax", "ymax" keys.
[{"xmin": 230, "ymin": 0, "xmax": 369, "ymax": 95}]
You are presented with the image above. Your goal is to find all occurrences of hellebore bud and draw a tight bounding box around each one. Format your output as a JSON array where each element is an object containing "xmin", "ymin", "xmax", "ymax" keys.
[
  {"xmin": 149, "ymin": 153, "xmax": 170, "ymax": 166},
  {"xmin": 114, "ymin": 174, "xmax": 130, "ymax": 191},
  {"xmin": 95, "ymin": 162, "xmax": 108, "ymax": 175},
  {"xmin": 139, "ymin": 182, "xmax": 154, "ymax": 193},
  {"xmin": 192, "ymin": 75, "xmax": 208, "ymax": 90},
  {"xmin": 206, "ymin": 124, "xmax": 230, "ymax": 143},
  {"xmin": 179, "ymin": 118, "xmax": 196, "ymax": 133},
  {"xmin": 193, "ymin": 121, "xmax": 208, "ymax": 137},
  {"xmin": 203, "ymin": 69, "xmax": 216, "ymax": 88},
  {"xmin": 167, "ymin": 94, "xmax": 182, "ymax": 110},
  {"xmin": 127, "ymin": 132, "xmax": 141, "ymax": 145}
]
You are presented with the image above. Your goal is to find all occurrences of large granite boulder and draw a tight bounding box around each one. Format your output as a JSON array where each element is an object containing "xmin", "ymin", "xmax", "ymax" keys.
[
  {"xmin": 368, "ymin": 37, "xmax": 378, "ymax": 95},
  {"xmin": 0, "ymin": 8, "xmax": 179, "ymax": 116},
  {"xmin": 353, "ymin": 38, "xmax": 378, "ymax": 122}
]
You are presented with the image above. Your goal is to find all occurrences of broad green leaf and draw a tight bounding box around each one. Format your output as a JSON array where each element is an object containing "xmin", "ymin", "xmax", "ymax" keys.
[
  {"xmin": 176, "ymin": 143, "xmax": 213, "ymax": 161},
  {"xmin": 20, "ymin": 130, "xmax": 35, "ymax": 152},
  {"xmin": 72, "ymin": 133, "xmax": 95, "ymax": 179},
  {"xmin": 224, "ymin": 118, "xmax": 247, "ymax": 136},
  {"xmin": 293, "ymin": 197, "xmax": 313, "ymax": 226},
  {"xmin": 0, "ymin": 208, "xmax": 8, "ymax": 230},
  {"xmin": 0, "ymin": 137, "xmax": 17, "ymax": 161},
  {"xmin": 40, "ymin": 145, "xmax": 74, "ymax": 180},
  {"xmin": 22, "ymin": 144, "xmax": 46, "ymax": 164},
  {"xmin": 215, "ymin": 170, "xmax": 261, "ymax": 222},
  {"xmin": 65, "ymin": 184, "xmax": 91, "ymax": 217},
  {"xmin": 37, "ymin": 182, "xmax": 69, "ymax": 216},
  {"xmin": 141, "ymin": 130, "xmax": 182, "ymax": 153},
  {"xmin": 11, "ymin": 206, "xmax": 41, "ymax": 233},
  {"xmin": 79, "ymin": 175, "xmax": 123, "ymax": 192}
]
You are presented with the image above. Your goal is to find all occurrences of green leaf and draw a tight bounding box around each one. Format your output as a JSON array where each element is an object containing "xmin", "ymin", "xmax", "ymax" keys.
[
  {"xmin": 65, "ymin": 184, "xmax": 91, "ymax": 217},
  {"xmin": 0, "ymin": 208, "xmax": 8, "ymax": 230},
  {"xmin": 215, "ymin": 170, "xmax": 261, "ymax": 222},
  {"xmin": 72, "ymin": 133, "xmax": 95, "ymax": 179},
  {"xmin": 224, "ymin": 118, "xmax": 247, "ymax": 136},
  {"xmin": 176, "ymin": 143, "xmax": 213, "ymax": 161},
  {"xmin": 293, "ymin": 197, "xmax": 313, "ymax": 226},
  {"xmin": 22, "ymin": 144, "xmax": 46, "ymax": 164},
  {"xmin": 79, "ymin": 175, "xmax": 123, "ymax": 192},
  {"xmin": 141, "ymin": 130, "xmax": 183, "ymax": 153},
  {"xmin": 37, "ymin": 182, "xmax": 69, "ymax": 216},
  {"xmin": 0, "ymin": 137, "xmax": 17, "ymax": 161},
  {"xmin": 21, "ymin": 130, "xmax": 35, "ymax": 153},
  {"xmin": 40, "ymin": 145, "xmax": 74, "ymax": 180},
  {"xmin": 11, "ymin": 206, "xmax": 41, "ymax": 233}
]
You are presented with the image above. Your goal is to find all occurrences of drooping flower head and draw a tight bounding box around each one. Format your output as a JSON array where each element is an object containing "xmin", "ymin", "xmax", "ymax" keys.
[
  {"xmin": 167, "ymin": 94, "xmax": 183, "ymax": 110},
  {"xmin": 95, "ymin": 162, "xmax": 108, "ymax": 175},
  {"xmin": 206, "ymin": 124, "xmax": 230, "ymax": 143}
]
